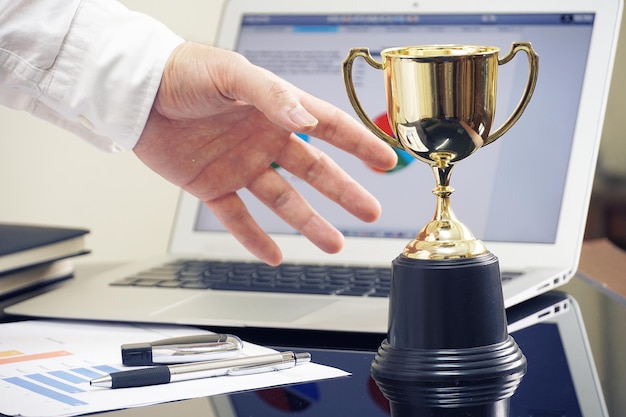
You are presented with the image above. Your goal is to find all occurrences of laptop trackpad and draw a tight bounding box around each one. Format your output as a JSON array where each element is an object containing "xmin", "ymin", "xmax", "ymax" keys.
[{"xmin": 150, "ymin": 292, "xmax": 336, "ymax": 324}]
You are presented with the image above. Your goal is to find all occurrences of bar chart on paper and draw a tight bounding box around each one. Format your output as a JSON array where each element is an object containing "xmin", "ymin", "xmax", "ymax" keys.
[
  {"xmin": 0, "ymin": 320, "xmax": 347, "ymax": 417},
  {"xmin": 0, "ymin": 320, "xmax": 215, "ymax": 417},
  {"xmin": 0, "ymin": 348, "xmax": 121, "ymax": 407}
]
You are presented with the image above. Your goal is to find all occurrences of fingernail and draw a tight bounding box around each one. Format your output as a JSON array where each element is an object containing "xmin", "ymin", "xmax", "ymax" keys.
[{"xmin": 288, "ymin": 106, "xmax": 318, "ymax": 129}]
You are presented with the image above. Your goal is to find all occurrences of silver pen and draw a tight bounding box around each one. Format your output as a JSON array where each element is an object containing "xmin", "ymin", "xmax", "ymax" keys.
[{"xmin": 90, "ymin": 351, "xmax": 311, "ymax": 389}]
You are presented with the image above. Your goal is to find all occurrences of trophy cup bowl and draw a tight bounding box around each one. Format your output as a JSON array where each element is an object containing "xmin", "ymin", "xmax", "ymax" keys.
[
  {"xmin": 343, "ymin": 43, "xmax": 538, "ymax": 416},
  {"xmin": 344, "ymin": 43, "xmax": 538, "ymax": 260}
]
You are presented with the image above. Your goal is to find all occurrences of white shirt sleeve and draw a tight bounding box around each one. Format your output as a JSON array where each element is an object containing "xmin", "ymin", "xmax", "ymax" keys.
[{"xmin": 0, "ymin": 0, "xmax": 184, "ymax": 152}]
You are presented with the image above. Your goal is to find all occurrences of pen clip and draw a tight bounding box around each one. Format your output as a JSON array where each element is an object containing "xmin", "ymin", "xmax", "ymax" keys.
[
  {"xmin": 122, "ymin": 334, "xmax": 243, "ymax": 365},
  {"xmin": 227, "ymin": 352, "xmax": 311, "ymax": 376}
]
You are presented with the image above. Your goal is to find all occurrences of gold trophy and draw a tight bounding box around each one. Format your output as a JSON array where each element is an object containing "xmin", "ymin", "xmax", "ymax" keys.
[
  {"xmin": 343, "ymin": 43, "xmax": 538, "ymax": 415},
  {"xmin": 344, "ymin": 43, "xmax": 538, "ymax": 260}
]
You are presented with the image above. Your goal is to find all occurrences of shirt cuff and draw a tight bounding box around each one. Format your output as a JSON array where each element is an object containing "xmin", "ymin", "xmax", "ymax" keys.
[{"xmin": 38, "ymin": 0, "xmax": 184, "ymax": 152}]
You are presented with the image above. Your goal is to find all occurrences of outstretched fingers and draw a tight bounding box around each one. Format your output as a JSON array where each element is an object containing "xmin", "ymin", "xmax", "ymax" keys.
[
  {"xmin": 247, "ymin": 166, "xmax": 345, "ymax": 254},
  {"xmin": 203, "ymin": 193, "xmax": 283, "ymax": 266},
  {"xmin": 274, "ymin": 134, "xmax": 383, "ymax": 223},
  {"xmin": 301, "ymin": 93, "xmax": 397, "ymax": 172},
  {"xmin": 204, "ymin": 166, "xmax": 347, "ymax": 266}
]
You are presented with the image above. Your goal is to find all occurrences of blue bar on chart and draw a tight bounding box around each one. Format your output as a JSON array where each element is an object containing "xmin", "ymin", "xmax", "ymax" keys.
[
  {"xmin": 93, "ymin": 364, "xmax": 121, "ymax": 373},
  {"xmin": 26, "ymin": 373, "xmax": 85, "ymax": 393},
  {"xmin": 3, "ymin": 364, "xmax": 121, "ymax": 408},
  {"xmin": 49, "ymin": 370, "xmax": 88, "ymax": 384},
  {"xmin": 4, "ymin": 377, "xmax": 88, "ymax": 406},
  {"xmin": 71, "ymin": 367, "xmax": 105, "ymax": 379}
]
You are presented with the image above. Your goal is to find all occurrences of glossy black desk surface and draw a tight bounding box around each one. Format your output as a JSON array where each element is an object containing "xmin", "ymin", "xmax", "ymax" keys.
[
  {"xmin": 1, "ymin": 274, "xmax": 624, "ymax": 417},
  {"xmin": 91, "ymin": 275, "xmax": 625, "ymax": 417}
]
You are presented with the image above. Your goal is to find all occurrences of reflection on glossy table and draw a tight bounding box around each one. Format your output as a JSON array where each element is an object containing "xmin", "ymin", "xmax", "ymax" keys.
[
  {"xmin": 92, "ymin": 275, "xmax": 626, "ymax": 417},
  {"xmin": 1, "ymin": 272, "xmax": 624, "ymax": 417},
  {"xmin": 564, "ymin": 276, "xmax": 626, "ymax": 416}
]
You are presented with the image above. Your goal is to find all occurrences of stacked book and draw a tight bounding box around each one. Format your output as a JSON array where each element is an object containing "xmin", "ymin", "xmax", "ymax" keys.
[{"xmin": 0, "ymin": 223, "xmax": 90, "ymax": 303}]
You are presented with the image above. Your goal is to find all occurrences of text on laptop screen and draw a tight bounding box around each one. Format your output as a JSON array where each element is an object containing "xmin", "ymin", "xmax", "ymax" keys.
[{"xmin": 196, "ymin": 13, "xmax": 594, "ymax": 244}]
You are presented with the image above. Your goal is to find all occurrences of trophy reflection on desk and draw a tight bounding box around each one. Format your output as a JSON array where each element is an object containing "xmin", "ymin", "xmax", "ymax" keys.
[{"xmin": 343, "ymin": 43, "xmax": 539, "ymax": 416}]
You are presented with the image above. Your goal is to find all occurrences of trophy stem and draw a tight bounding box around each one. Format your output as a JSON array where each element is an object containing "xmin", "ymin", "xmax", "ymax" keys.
[
  {"xmin": 432, "ymin": 165, "xmax": 456, "ymax": 224},
  {"xmin": 403, "ymin": 165, "xmax": 488, "ymax": 259},
  {"xmin": 432, "ymin": 164, "xmax": 453, "ymax": 188}
]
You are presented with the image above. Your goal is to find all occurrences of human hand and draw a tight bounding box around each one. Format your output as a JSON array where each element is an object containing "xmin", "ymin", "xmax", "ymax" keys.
[{"xmin": 134, "ymin": 42, "xmax": 397, "ymax": 265}]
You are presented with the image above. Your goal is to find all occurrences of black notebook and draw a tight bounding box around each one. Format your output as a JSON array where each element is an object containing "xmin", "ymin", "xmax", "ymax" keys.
[{"xmin": 0, "ymin": 223, "xmax": 90, "ymax": 274}]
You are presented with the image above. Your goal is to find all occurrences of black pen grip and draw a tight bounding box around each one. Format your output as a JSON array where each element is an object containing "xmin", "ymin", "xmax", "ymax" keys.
[{"xmin": 110, "ymin": 366, "xmax": 171, "ymax": 388}]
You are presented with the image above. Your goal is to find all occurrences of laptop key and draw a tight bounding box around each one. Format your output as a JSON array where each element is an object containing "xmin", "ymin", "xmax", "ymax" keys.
[
  {"xmin": 212, "ymin": 283, "xmax": 334, "ymax": 295},
  {"xmin": 132, "ymin": 278, "xmax": 165, "ymax": 287},
  {"xmin": 181, "ymin": 281, "xmax": 213, "ymax": 289},
  {"xmin": 156, "ymin": 280, "xmax": 183, "ymax": 288},
  {"xmin": 339, "ymin": 288, "xmax": 373, "ymax": 296},
  {"xmin": 110, "ymin": 277, "xmax": 140, "ymax": 286}
]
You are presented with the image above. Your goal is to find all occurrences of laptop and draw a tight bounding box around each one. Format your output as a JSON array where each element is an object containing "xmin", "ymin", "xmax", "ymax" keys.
[{"xmin": 6, "ymin": 0, "xmax": 622, "ymax": 333}]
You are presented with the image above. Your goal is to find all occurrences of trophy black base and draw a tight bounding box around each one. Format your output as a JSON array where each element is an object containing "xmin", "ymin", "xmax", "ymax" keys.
[
  {"xmin": 371, "ymin": 253, "xmax": 526, "ymax": 416},
  {"xmin": 389, "ymin": 401, "xmax": 510, "ymax": 417}
]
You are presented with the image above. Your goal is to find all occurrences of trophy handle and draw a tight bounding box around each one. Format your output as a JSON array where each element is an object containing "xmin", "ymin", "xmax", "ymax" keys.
[
  {"xmin": 342, "ymin": 48, "xmax": 401, "ymax": 149},
  {"xmin": 485, "ymin": 42, "xmax": 539, "ymax": 146}
]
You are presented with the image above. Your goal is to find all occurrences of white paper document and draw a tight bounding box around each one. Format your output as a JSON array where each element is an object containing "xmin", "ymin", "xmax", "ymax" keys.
[{"xmin": 0, "ymin": 320, "xmax": 349, "ymax": 417}]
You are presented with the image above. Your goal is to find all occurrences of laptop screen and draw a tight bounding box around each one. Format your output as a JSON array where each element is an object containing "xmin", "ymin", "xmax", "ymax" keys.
[{"xmin": 196, "ymin": 13, "xmax": 594, "ymax": 245}]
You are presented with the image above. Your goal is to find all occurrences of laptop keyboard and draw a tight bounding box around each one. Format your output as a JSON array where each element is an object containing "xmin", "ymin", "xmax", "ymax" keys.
[
  {"xmin": 111, "ymin": 260, "xmax": 393, "ymax": 297},
  {"xmin": 110, "ymin": 260, "xmax": 520, "ymax": 298}
]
